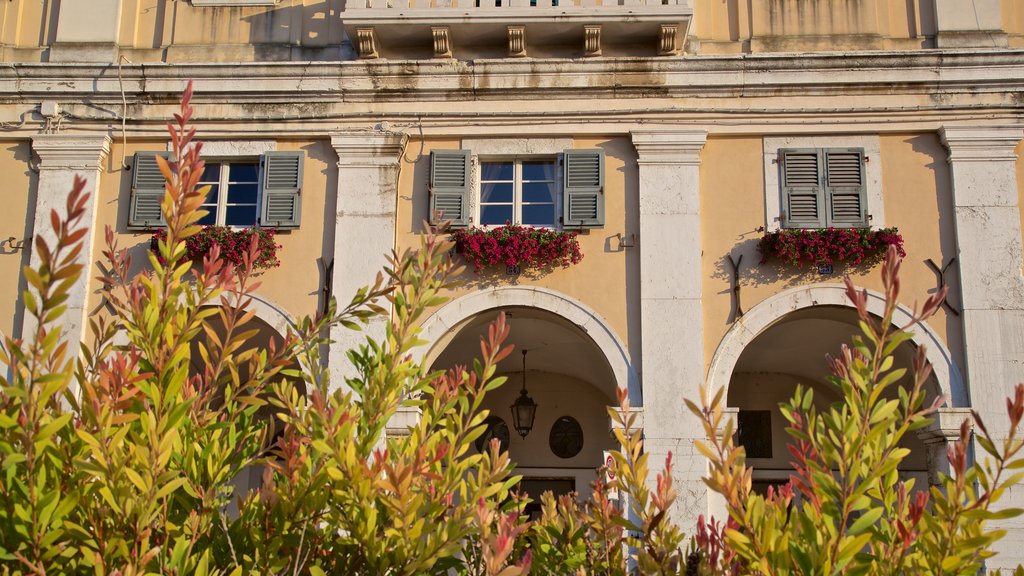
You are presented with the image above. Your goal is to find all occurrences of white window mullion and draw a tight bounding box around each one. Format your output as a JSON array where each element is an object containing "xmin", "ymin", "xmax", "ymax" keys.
[
  {"xmin": 513, "ymin": 161, "xmax": 523, "ymax": 225},
  {"xmin": 217, "ymin": 164, "xmax": 231, "ymax": 226}
]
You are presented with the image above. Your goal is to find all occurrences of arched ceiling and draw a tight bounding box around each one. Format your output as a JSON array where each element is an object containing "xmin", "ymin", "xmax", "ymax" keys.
[{"xmin": 429, "ymin": 306, "xmax": 617, "ymax": 401}]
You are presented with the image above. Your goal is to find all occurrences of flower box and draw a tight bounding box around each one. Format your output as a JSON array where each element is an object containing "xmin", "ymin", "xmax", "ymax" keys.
[
  {"xmin": 149, "ymin": 226, "xmax": 281, "ymax": 270},
  {"xmin": 758, "ymin": 227, "xmax": 904, "ymax": 268},
  {"xmin": 451, "ymin": 224, "xmax": 583, "ymax": 273}
]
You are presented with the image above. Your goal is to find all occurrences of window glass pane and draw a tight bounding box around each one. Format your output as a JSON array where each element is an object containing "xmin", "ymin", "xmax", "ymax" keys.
[
  {"xmin": 522, "ymin": 182, "xmax": 555, "ymax": 203},
  {"xmin": 227, "ymin": 183, "xmax": 258, "ymax": 205},
  {"xmin": 230, "ymin": 163, "xmax": 259, "ymax": 183},
  {"xmin": 480, "ymin": 205, "xmax": 514, "ymax": 225},
  {"xmin": 522, "ymin": 204, "xmax": 555, "ymax": 226},
  {"xmin": 197, "ymin": 209, "xmax": 217, "ymax": 226},
  {"xmin": 199, "ymin": 163, "xmax": 221, "ymax": 182},
  {"xmin": 201, "ymin": 185, "xmax": 219, "ymax": 205},
  {"xmin": 481, "ymin": 162, "xmax": 513, "ymax": 181},
  {"xmin": 225, "ymin": 205, "xmax": 259, "ymax": 227},
  {"xmin": 522, "ymin": 161, "xmax": 556, "ymax": 181},
  {"xmin": 481, "ymin": 182, "xmax": 513, "ymax": 204}
]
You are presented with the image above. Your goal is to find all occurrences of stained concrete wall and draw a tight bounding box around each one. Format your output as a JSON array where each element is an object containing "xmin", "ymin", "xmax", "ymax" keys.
[{"xmin": 0, "ymin": 141, "xmax": 34, "ymax": 341}]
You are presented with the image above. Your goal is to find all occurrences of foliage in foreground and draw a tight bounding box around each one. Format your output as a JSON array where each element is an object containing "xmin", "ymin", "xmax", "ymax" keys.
[
  {"xmin": 1, "ymin": 82, "xmax": 1023, "ymax": 576},
  {"xmin": 690, "ymin": 246, "xmax": 1024, "ymax": 575}
]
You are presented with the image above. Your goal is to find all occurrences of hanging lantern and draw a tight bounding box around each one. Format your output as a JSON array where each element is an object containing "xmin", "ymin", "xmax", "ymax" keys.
[{"xmin": 510, "ymin": 349, "xmax": 538, "ymax": 439}]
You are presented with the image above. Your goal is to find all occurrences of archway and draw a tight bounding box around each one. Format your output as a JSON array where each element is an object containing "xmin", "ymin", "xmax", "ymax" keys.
[
  {"xmin": 426, "ymin": 296, "xmax": 627, "ymax": 516},
  {"xmin": 706, "ymin": 283, "xmax": 966, "ymax": 511}
]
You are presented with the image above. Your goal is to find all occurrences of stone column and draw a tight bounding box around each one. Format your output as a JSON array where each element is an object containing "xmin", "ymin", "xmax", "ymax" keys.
[
  {"xmin": 941, "ymin": 124, "xmax": 1024, "ymax": 571},
  {"xmin": 916, "ymin": 407, "xmax": 972, "ymax": 485},
  {"xmin": 328, "ymin": 132, "xmax": 407, "ymax": 389},
  {"xmin": 631, "ymin": 129, "xmax": 708, "ymax": 530},
  {"xmin": 24, "ymin": 134, "xmax": 112, "ymax": 355}
]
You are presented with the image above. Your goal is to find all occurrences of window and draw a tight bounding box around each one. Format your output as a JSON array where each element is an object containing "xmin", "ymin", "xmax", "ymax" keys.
[
  {"xmin": 737, "ymin": 410, "xmax": 772, "ymax": 459},
  {"xmin": 128, "ymin": 150, "xmax": 304, "ymax": 230},
  {"xmin": 763, "ymin": 135, "xmax": 883, "ymax": 231},
  {"xmin": 429, "ymin": 148, "xmax": 604, "ymax": 229},
  {"xmin": 197, "ymin": 162, "xmax": 260, "ymax": 226},
  {"xmin": 479, "ymin": 159, "xmax": 557, "ymax": 227},
  {"xmin": 779, "ymin": 147, "xmax": 867, "ymax": 229}
]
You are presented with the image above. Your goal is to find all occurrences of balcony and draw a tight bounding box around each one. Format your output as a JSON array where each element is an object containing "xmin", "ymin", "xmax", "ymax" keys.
[{"xmin": 342, "ymin": 0, "xmax": 693, "ymax": 59}]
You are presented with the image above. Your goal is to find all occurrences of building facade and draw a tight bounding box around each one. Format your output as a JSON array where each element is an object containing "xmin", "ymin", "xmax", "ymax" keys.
[{"xmin": 0, "ymin": 0, "xmax": 1023, "ymax": 568}]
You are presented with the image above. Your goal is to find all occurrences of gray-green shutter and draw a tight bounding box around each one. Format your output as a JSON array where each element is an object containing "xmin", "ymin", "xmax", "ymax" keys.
[
  {"xmin": 260, "ymin": 151, "xmax": 303, "ymax": 229},
  {"xmin": 430, "ymin": 150, "xmax": 470, "ymax": 227},
  {"xmin": 128, "ymin": 151, "xmax": 170, "ymax": 230},
  {"xmin": 562, "ymin": 149, "xmax": 604, "ymax": 228},
  {"xmin": 824, "ymin": 148, "xmax": 868, "ymax": 228},
  {"xmin": 780, "ymin": 148, "xmax": 826, "ymax": 229}
]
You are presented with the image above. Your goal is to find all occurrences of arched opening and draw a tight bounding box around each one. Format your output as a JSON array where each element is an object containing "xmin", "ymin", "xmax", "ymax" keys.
[
  {"xmin": 430, "ymin": 306, "xmax": 618, "ymax": 517},
  {"xmin": 727, "ymin": 305, "xmax": 937, "ymax": 494},
  {"xmin": 189, "ymin": 307, "xmax": 305, "ymax": 508}
]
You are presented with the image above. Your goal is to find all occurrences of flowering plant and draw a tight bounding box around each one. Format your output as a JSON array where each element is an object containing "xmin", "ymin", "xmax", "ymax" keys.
[
  {"xmin": 452, "ymin": 223, "xmax": 583, "ymax": 272},
  {"xmin": 150, "ymin": 225, "xmax": 281, "ymax": 269},
  {"xmin": 758, "ymin": 227, "xmax": 904, "ymax": 267}
]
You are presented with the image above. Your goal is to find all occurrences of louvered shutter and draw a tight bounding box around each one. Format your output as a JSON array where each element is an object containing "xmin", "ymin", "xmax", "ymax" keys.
[
  {"xmin": 260, "ymin": 151, "xmax": 303, "ymax": 229},
  {"xmin": 824, "ymin": 148, "xmax": 867, "ymax": 228},
  {"xmin": 780, "ymin": 148, "xmax": 826, "ymax": 229},
  {"xmin": 430, "ymin": 150, "xmax": 470, "ymax": 227},
  {"xmin": 128, "ymin": 152, "xmax": 170, "ymax": 230},
  {"xmin": 562, "ymin": 149, "xmax": 604, "ymax": 228}
]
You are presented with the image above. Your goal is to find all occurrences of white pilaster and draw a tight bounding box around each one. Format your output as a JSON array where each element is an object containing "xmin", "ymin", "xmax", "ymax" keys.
[
  {"xmin": 932, "ymin": 0, "xmax": 1008, "ymax": 48},
  {"xmin": 328, "ymin": 132, "xmax": 407, "ymax": 389},
  {"xmin": 25, "ymin": 134, "xmax": 111, "ymax": 356},
  {"xmin": 631, "ymin": 129, "xmax": 708, "ymax": 529},
  {"xmin": 50, "ymin": 0, "xmax": 123, "ymax": 63},
  {"xmin": 941, "ymin": 124, "xmax": 1024, "ymax": 571}
]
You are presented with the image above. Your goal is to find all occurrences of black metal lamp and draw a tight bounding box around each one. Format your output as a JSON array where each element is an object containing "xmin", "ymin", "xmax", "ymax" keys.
[{"xmin": 510, "ymin": 349, "xmax": 538, "ymax": 439}]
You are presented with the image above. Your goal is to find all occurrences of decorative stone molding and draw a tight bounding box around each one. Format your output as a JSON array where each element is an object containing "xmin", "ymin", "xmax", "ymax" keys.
[
  {"xmin": 631, "ymin": 130, "xmax": 707, "ymax": 166},
  {"xmin": 167, "ymin": 140, "xmax": 276, "ymax": 158},
  {"xmin": 331, "ymin": 132, "xmax": 408, "ymax": 167},
  {"xmin": 431, "ymin": 26, "xmax": 452, "ymax": 58},
  {"xmin": 584, "ymin": 25, "xmax": 602, "ymax": 57},
  {"xmin": 508, "ymin": 26, "xmax": 526, "ymax": 58},
  {"xmin": 916, "ymin": 407, "xmax": 973, "ymax": 446},
  {"xmin": 659, "ymin": 24, "xmax": 679, "ymax": 55},
  {"xmin": 356, "ymin": 28, "xmax": 379, "ymax": 59},
  {"xmin": 32, "ymin": 135, "xmax": 112, "ymax": 170},
  {"xmin": 940, "ymin": 125, "xmax": 1023, "ymax": 164}
]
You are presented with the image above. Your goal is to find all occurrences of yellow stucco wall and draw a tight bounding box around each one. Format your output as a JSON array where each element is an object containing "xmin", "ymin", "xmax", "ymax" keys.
[
  {"xmin": 693, "ymin": 0, "xmax": 935, "ymax": 53},
  {"xmin": 88, "ymin": 139, "xmax": 331, "ymax": 327},
  {"xmin": 0, "ymin": 141, "xmax": 33, "ymax": 340},
  {"xmin": 117, "ymin": 0, "xmax": 345, "ymax": 61},
  {"xmin": 395, "ymin": 136, "xmax": 638, "ymax": 354},
  {"xmin": 0, "ymin": 0, "xmax": 54, "ymax": 51},
  {"xmin": 700, "ymin": 133, "xmax": 962, "ymax": 376},
  {"xmin": 1005, "ymin": 0, "xmax": 1024, "ymax": 48}
]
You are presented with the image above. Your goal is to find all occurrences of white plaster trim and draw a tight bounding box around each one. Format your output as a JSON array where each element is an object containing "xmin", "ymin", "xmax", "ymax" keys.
[
  {"xmin": 32, "ymin": 134, "xmax": 111, "ymax": 170},
  {"xmin": 631, "ymin": 130, "xmax": 707, "ymax": 165},
  {"xmin": 330, "ymin": 132, "xmax": 407, "ymax": 167},
  {"xmin": 463, "ymin": 138, "xmax": 572, "ymax": 157},
  {"xmin": 168, "ymin": 140, "xmax": 276, "ymax": 158},
  {"xmin": 415, "ymin": 286, "xmax": 640, "ymax": 403},
  {"xmin": 762, "ymin": 135, "xmax": 884, "ymax": 232},
  {"xmin": 245, "ymin": 292, "xmax": 298, "ymax": 335},
  {"xmin": 192, "ymin": 0, "xmax": 278, "ymax": 6},
  {"xmin": 706, "ymin": 282, "xmax": 967, "ymax": 407},
  {"xmin": 940, "ymin": 125, "xmax": 1024, "ymax": 163}
]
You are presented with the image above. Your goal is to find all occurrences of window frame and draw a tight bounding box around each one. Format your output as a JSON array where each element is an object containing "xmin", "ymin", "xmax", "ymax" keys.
[
  {"xmin": 762, "ymin": 135, "xmax": 883, "ymax": 232},
  {"xmin": 197, "ymin": 159, "xmax": 263, "ymax": 228},
  {"xmin": 476, "ymin": 156, "xmax": 561, "ymax": 229}
]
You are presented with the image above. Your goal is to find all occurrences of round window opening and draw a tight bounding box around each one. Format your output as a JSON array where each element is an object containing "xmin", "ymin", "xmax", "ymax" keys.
[
  {"xmin": 476, "ymin": 416, "xmax": 511, "ymax": 454},
  {"xmin": 549, "ymin": 415, "xmax": 584, "ymax": 459}
]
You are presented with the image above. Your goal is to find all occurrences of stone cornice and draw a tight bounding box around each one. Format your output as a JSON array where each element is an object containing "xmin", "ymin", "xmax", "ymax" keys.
[
  {"xmin": 330, "ymin": 132, "xmax": 407, "ymax": 167},
  {"xmin": 1, "ymin": 49, "xmax": 1023, "ymax": 105},
  {"xmin": 940, "ymin": 125, "xmax": 1024, "ymax": 163},
  {"xmin": 632, "ymin": 130, "xmax": 707, "ymax": 165},
  {"xmin": 31, "ymin": 134, "xmax": 111, "ymax": 170}
]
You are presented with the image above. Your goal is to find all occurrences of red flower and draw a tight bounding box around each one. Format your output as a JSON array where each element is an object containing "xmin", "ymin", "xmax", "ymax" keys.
[
  {"xmin": 149, "ymin": 225, "xmax": 281, "ymax": 270},
  {"xmin": 452, "ymin": 223, "xmax": 583, "ymax": 273},
  {"xmin": 758, "ymin": 227, "xmax": 904, "ymax": 268}
]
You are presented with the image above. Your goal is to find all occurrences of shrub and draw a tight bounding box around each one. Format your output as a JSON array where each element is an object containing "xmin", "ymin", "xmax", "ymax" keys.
[{"xmin": 689, "ymin": 246, "xmax": 1024, "ymax": 575}]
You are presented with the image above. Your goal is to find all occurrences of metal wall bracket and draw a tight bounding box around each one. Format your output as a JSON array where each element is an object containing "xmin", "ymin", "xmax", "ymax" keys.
[
  {"xmin": 925, "ymin": 257, "xmax": 960, "ymax": 316},
  {"xmin": 727, "ymin": 253, "xmax": 744, "ymax": 322}
]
